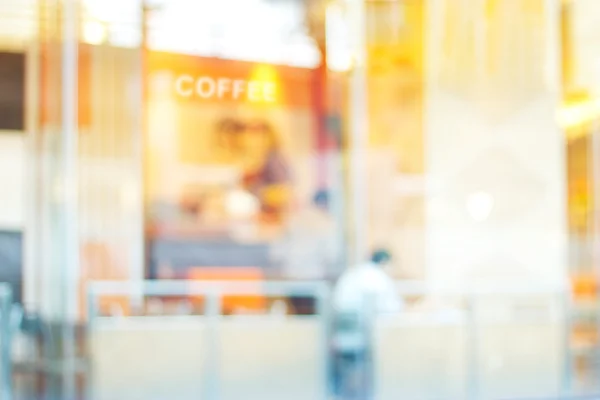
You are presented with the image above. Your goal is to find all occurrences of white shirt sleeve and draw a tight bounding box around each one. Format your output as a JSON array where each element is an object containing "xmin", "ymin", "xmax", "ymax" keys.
[{"xmin": 378, "ymin": 276, "xmax": 402, "ymax": 314}]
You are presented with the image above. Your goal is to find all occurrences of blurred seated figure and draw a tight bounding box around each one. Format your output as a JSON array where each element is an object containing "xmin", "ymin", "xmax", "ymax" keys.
[
  {"xmin": 275, "ymin": 190, "xmax": 340, "ymax": 315},
  {"xmin": 331, "ymin": 249, "xmax": 402, "ymax": 399},
  {"xmin": 283, "ymin": 190, "xmax": 339, "ymax": 280},
  {"xmin": 215, "ymin": 118, "xmax": 292, "ymax": 224}
]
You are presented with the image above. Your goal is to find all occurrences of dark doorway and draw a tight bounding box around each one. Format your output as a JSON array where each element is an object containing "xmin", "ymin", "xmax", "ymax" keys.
[{"xmin": 0, "ymin": 51, "xmax": 25, "ymax": 131}]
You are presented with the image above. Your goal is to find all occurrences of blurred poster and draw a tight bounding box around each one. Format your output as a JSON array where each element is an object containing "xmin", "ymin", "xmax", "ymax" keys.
[
  {"xmin": 0, "ymin": 52, "xmax": 25, "ymax": 131},
  {"xmin": 145, "ymin": 52, "xmax": 318, "ymax": 250},
  {"xmin": 365, "ymin": 2, "xmax": 426, "ymax": 279}
]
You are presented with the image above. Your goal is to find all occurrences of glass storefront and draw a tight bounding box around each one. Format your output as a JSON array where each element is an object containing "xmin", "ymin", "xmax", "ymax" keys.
[
  {"xmin": 1, "ymin": 0, "xmax": 600, "ymax": 397},
  {"xmin": 0, "ymin": 0, "xmax": 596, "ymax": 317},
  {"xmin": 26, "ymin": 0, "xmax": 351, "ymax": 319}
]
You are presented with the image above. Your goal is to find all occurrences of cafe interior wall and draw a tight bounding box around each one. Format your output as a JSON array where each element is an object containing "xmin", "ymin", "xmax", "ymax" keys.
[
  {"xmin": 364, "ymin": 0, "xmax": 600, "ymax": 288},
  {"xmin": 69, "ymin": 0, "xmax": 600, "ymax": 302},
  {"xmin": 0, "ymin": 0, "xmax": 338, "ymax": 314},
  {"xmin": 0, "ymin": 0, "xmax": 143, "ymax": 312},
  {"xmin": 0, "ymin": 51, "xmax": 142, "ymax": 314},
  {"xmin": 19, "ymin": 0, "xmax": 345, "ymax": 315},
  {"xmin": 0, "ymin": 0, "xmax": 45, "ymax": 309},
  {"xmin": 363, "ymin": 0, "xmax": 574, "ymax": 285},
  {"xmin": 364, "ymin": 0, "xmax": 426, "ymax": 279},
  {"xmin": 0, "ymin": 0, "xmax": 36, "ymax": 231},
  {"xmin": 76, "ymin": 44, "xmax": 143, "ymax": 317},
  {"xmin": 561, "ymin": 0, "xmax": 600, "ymax": 295},
  {"xmin": 78, "ymin": 50, "xmax": 333, "ymax": 295},
  {"xmin": 31, "ymin": 39, "xmax": 144, "ymax": 317},
  {"xmin": 3, "ymin": 0, "xmax": 592, "ymax": 292},
  {"xmin": 425, "ymin": 0, "xmax": 568, "ymax": 287},
  {"xmin": 30, "ymin": 55, "xmax": 327, "ymax": 317},
  {"xmin": 1, "ymin": 0, "xmax": 597, "ymax": 316}
]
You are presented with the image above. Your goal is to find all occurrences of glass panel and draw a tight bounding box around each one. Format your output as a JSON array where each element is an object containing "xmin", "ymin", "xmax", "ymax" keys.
[
  {"xmin": 143, "ymin": 0, "xmax": 345, "ymax": 286},
  {"xmin": 6, "ymin": 0, "xmax": 600, "ymax": 399},
  {"xmin": 87, "ymin": 281, "xmax": 329, "ymax": 400}
]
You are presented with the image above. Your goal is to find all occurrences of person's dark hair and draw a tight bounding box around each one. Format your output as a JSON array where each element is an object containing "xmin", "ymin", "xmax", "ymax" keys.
[
  {"xmin": 216, "ymin": 118, "xmax": 245, "ymax": 134},
  {"xmin": 215, "ymin": 118, "xmax": 245, "ymax": 151},
  {"xmin": 313, "ymin": 189, "xmax": 329, "ymax": 209},
  {"xmin": 245, "ymin": 120, "xmax": 281, "ymax": 151},
  {"xmin": 371, "ymin": 249, "xmax": 391, "ymax": 265}
]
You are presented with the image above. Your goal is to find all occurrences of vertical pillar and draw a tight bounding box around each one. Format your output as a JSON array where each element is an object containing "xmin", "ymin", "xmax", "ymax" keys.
[
  {"xmin": 34, "ymin": 1, "xmax": 80, "ymax": 395},
  {"xmin": 35, "ymin": 0, "xmax": 80, "ymax": 321},
  {"xmin": 424, "ymin": 0, "xmax": 567, "ymax": 287},
  {"xmin": 313, "ymin": 46, "xmax": 329, "ymax": 190},
  {"xmin": 58, "ymin": 11, "xmax": 80, "ymax": 399},
  {"xmin": 24, "ymin": 11, "xmax": 42, "ymax": 310},
  {"xmin": 60, "ymin": 0, "xmax": 80, "ymax": 326},
  {"xmin": 347, "ymin": 0, "xmax": 369, "ymax": 264}
]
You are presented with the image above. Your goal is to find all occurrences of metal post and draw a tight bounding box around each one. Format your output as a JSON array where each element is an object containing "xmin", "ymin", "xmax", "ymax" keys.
[
  {"xmin": 0, "ymin": 284, "xmax": 13, "ymax": 400},
  {"xmin": 363, "ymin": 292, "xmax": 376, "ymax": 400},
  {"xmin": 24, "ymin": 11, "xmax": 43, "ymax": 311},
  {"xmin": 561, "ymin": 289, "xmax": 573, "ymax": 397},
  {"xmin": 466, "ymin": 292, "xmax": 479, "ymax": 400},
  {"xmin": 205, "ymin": 288, "xmax": 221, "ymax": 400},
  {"xmin": 138, "ymin": 0, "xmax": 150, "ymax": 307},
  {"xmin": 61, "ymin": 0, "xmax": 80, "ymax": 398},
  {"xmin": 87, "ymin": 287, "xmax": 97, "ymax": 326},
  {"xmin": 316, "ymin": 284, "xmax": 331, "ymax": 400},
  {"xmin": 86, "ymin": 287, "xmax": 98, "ymax": 400}
]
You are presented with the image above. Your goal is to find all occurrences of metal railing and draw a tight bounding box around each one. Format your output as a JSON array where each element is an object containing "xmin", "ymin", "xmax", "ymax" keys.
[
  {"xmin": 85, "ymin": 280, "xmax": 595, "ymax": 400},
  {"xmin": 0, "ymin": 283, "xmax": 12, "ymax": 400},
  {"xmin": 88, "ymin": 280, "xmax": 331, "ymax": 400},
  {"xmin": 387, "ymin": 282, "xmax": 571, "ymax": 400}
]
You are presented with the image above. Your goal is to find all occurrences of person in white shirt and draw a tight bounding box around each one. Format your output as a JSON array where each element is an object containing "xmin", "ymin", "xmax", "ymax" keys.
[{"xmin": 331, "ymin": 249, "xmax": 402, "ymax": 399}]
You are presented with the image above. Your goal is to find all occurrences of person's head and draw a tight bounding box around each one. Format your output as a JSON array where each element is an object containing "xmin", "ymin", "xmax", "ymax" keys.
[
  {"xmin": 371, "ymin": 249, "xmax": 392, "ymax": 267},
  {"xmin": 216, "ymin": 118, "xmax": 244, "ymax": 153},
  {"xmin": 242, "ymin": 120, "xmax": 280, "ymax": 157},
  {"xmin": 312, "ymin": 189, "xmax": 329, "ymax": 211},
  {"xmin": 215, "ymin": 118, "xmax": 280, "ymax": 173}
]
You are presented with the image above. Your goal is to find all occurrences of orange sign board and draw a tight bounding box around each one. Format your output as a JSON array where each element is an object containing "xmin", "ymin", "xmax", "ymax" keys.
[
  {"xmin": 40, "ymin": 47, "xmax": 316, "ymax": 128},
  {"xmin": 147, "ymin": 51, "xmax": 315, "ymax": 108}
]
